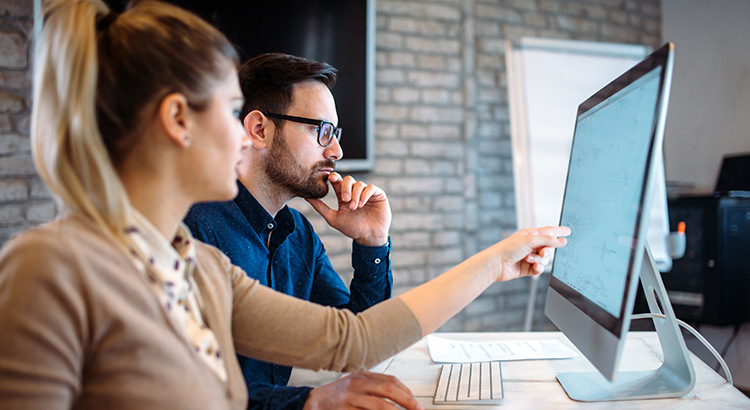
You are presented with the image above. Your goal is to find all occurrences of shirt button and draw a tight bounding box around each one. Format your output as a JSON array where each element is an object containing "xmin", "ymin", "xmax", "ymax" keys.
[
  {"xmin": 267, "ymin": 223, "xmax": 274, "ymax": 230},
  {"xmin": 374, "ymin": 258, "xmax": 381, "ymax": 264}
]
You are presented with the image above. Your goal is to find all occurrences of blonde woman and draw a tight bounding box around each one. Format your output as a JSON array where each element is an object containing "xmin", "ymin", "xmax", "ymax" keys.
[{"xmin": 0, "ymin": 1, "xmax": 569, "ymax": 409}]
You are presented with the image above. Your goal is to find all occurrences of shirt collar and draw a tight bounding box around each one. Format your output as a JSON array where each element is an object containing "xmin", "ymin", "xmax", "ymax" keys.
[{"xmin": 234, "ymin": 180, "xmax": 295, "ymax": 235}]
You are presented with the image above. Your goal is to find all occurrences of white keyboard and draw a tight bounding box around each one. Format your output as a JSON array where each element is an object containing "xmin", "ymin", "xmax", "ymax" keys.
[{"xmin": 433, "ymin": 361, "xmax": 505, "ymax": 405}]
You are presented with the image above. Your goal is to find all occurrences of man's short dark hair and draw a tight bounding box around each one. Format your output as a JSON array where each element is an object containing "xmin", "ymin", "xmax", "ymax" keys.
[{"xmin": 238, "ymin": 53, "xmax": 338, "ymax": 120}]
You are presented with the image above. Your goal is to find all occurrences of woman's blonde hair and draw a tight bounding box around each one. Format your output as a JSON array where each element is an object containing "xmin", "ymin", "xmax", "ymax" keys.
[{"xmin": 32, "ymin": 0, "xmax": 238, "ymax": 242}]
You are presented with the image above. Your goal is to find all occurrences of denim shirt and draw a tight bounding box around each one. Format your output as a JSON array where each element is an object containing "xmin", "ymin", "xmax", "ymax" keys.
[{"xmin": 184, "ymin": 181, "xmax": 392, "ymax": 410}]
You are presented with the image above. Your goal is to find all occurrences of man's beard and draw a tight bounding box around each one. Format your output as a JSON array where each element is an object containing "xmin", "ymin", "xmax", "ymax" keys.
[{"xmin": 263, "ymin": 128, "xmax": 335, "ymax": 199}]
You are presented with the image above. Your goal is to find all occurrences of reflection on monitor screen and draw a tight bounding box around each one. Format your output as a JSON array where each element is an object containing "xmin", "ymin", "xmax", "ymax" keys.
[{"xmin": 545, "ymin": 43, "xmax": 696, "ymax": 402}]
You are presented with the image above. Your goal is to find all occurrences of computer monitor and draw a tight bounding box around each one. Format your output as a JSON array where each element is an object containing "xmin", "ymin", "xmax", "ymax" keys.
[{"xmin": 545, "ymin": 43, "xmax": 696, "ymax": 401}]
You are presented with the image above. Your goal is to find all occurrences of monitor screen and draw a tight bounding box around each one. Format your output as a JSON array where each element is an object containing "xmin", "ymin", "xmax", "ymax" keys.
[
  {"xmin": 551, "ymin": 67, "xmax": 662, "ymax": 325},
  {"xmin": 545, "ymin": 43, "xmax": 674, "ymax": 382}
]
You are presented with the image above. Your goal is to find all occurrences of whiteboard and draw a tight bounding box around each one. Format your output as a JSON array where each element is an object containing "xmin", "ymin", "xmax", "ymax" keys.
[{"xmin": 506, "ymin": 38, "xmax": 672, "ymax": 272}]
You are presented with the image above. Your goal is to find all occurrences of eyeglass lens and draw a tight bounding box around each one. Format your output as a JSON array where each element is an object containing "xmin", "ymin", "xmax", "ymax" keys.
[{"xmin": 319, "ymin": 123, "xmax": 342, "ymax": 147}]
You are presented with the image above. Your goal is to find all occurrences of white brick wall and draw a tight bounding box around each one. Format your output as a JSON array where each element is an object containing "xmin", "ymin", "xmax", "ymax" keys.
[{"xmin": 0, "ymin": 0, "xmax": 662, "ymax": 331}]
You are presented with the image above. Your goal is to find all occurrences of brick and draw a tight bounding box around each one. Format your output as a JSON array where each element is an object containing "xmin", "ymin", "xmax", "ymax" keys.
[
  {"xmin": 433, "ymin": 231, "xmax": 461, "ymax": 247},
  {"xmin": 507, "ymin": 0, "xmax": 538, "ymax": 12},
  {"xmin": 388, "ymin": 51, "xmax": 416, "ymax": 68},
  {"xmin": 25, "ymin": 201, "xmax": 56, "ymax": 223},
  {"xmin": 0, "ymin": 132, "xmax": 29, "ymax": 154},
  {"xmin": 0, "ymin": 203, "xmax": 22, "ymax": 224},
  {"xmin": 403, "ymin": 159, "xmax": 431, "ymax": 175},
  {"xmin": 421, "ymin": 89, "xmax": 451, "ymax": 104},
  {"xmin": 433, "ymin": 196, "xmax": 464, "ymax": 211},
  {"xmin": 479, "ymin": 192, "xmax": 502, "ymax": 208},
  {"xmin": 407, "ymin": 71, "xmax": 460, "ymax": 88},
  {"xmin": 474, "ymin": 21, "xmax": 501, "ymax": 37},
  {"xmin": 0, "ymin": 0, "xmax": 34, "ymax": 17},
  {"xmin": 30, "ymin": 178, "xmax": 52, "ymax": 199},
  {"xmin": 0, "ymin": 179, "xmax": 26, "ymax": 201},
  {"xmin": 392, "ymin": 88, "xmax": 420, "ymax": 104},
  {"xmin": 0, "ymin": 114, "xmax": 10, "ymax": 133},
  {"xmin": 446, "ymin": 58, "xmax": 461, "ymax": 73},
  {"xmin": 0, "ymin": 70, "xmax": 29, "ymax": 89},
  {"xmin": 400, "ymin": 124, "xmax": 428, "ymax": 139},
  {"xmin": 0, "ymin": 155, "xmax": 35, "ymax": 176},
  {"xmin": 444, "ymin": 177, "xmax": 465, "ymax": 194},
  {"xmin": 389, "ymin": 249, "xmax": 427, "ymax": 268},
  {"xmin": 387, "ymin": 16, "xmax": 419, "ymax": 33},
  {"xmin": 582, "ymin": 4, "xmax": 608, "ymax": 20},
  {"xmin": 464, "ymin": 201, "xmax": 479, "ymax": 231},
  {"xmin": 14, "ymin": 113, "xmax": 28, "ymax": 133},
  {"xmin": 409, "ymin": 106, "xmax": 464, "ymax": 124},
  {"xmin": 389, "ymin": 17, "xmax": 446, "ymax": 36},
  {"xmin": 374, "ymin": 105, "xmax": 408, "ymax": 122},
  {"xmin": 539, "ymin": 0, "xmax": 563, "ymax": 13},
  {"xmin": 428, "ymin": 247, "xmax": 463, "ymax": 265},
  {"xmin": 376, "ymin": 140, "xmax": 409, "ymax": 157},
  {"xmin": 0, "ymin": 91, "xmax": 24, "ymax": 113},
  {"xmin": 398, "ymin": 232, "xmax": 430, "ymax": 248},
  {"xmin": 376, "ymin": 69, "xmax": 406, "ymax": 85},
  {"xmin": 374, "ymin": 121, "xmax": 398, "ymax": 139},
  {"xmin": 410, "ymin": 141, "xmax": 464, "ymax": 159},
  {"xmin": 477, "ymin": 38, "xmax": 506, "ymax": 55},
  {"xmin": 375, "ymin": 87, "xmax": 391, "ymax": 104},
  {"xmin": 557, "ymin": 16, "xmax": 598, "ymax": 33},
  {"xmin": 475, "ymin": 4, "xmax": 523, "ymax": 24},
  {"xmin": 376, "ymin": 2, "xmax": 461, "ymax": 21},
  {"xmin": 372, "ymin": 158, "xmax": 403, "ymax": 175},
  {"xmin": 390, "ymin": 178, "xmax": 442, "ymax": 195},
  {"xmin": 431, "ymin": 160, "xmax": 459, "ymax": 176},
  {"xmin": 417, "ymin": 54, "xmax": 446, "ymax": 70},
  {"xmin": 376, "ymin": 32, "xmax": 404, "ymax": 50},
  {"xmin": 478, "ymin": 88, "xmax": 504, "ymax": 104},
  {"xmin": 405, "ymin": 37, "xmax": 460, "ymax": 55},
  {"xmin": 609, "ymin": 10, "xmax": 627, "ymax": 25},
  {"xmin": 0, "ymin": 31, "xmax": 27, "ymax": 69},
  {"xmin": 505, "ymin": 25, "xmax": 542, "ymax": 39},
  {"xmin": 428, "ymin": 124, "xmax": 461, "ymax": 140},
  {"xmin": 523, "ymin": 14, "xmax": 548, "ymax": 28}
]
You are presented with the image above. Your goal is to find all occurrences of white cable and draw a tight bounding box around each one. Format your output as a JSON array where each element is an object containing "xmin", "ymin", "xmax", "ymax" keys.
[{"xmin": 631, "ymin": 313, "xmax": 733, "ymax": 386}]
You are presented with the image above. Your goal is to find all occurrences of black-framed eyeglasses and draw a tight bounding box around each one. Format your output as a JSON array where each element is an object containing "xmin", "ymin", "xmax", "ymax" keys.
[{"xmin": 265, "ymin": 113, "xmax": 342, "ymax": 147}]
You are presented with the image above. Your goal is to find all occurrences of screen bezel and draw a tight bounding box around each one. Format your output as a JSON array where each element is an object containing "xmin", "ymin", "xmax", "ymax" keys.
[{"xmin": 548, "ymin": 43, "xmax": 674, "ymax": 339}]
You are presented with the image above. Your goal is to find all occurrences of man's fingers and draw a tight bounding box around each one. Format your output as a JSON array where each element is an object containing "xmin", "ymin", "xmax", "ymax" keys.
[
  {"xmin": 346, "ymin": 373, "xmax": 420, "ymax": 410},
  {"xmin": 305, "ymin": 198, "xmax": 334, "ymax": 221},
  {"xmin": 348, "ymin": 181, "xmax": 367, "ymax": 209}
]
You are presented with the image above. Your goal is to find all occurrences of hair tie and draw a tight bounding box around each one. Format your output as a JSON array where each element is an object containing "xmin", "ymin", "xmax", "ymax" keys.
[{"xmin": 96, "ymin": 11, "xmax": 119, "ymax": 32}]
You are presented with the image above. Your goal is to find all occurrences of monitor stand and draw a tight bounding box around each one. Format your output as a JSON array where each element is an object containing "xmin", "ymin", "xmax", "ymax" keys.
[{"xmin": 556, "ymin": 245, "xmax": 696, "ymax": 401}]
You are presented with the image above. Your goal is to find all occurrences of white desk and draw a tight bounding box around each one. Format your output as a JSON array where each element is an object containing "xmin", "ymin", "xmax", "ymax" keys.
[{"xmin": 290, "ymin": 332, "xmax": 750, "ymax": 409}]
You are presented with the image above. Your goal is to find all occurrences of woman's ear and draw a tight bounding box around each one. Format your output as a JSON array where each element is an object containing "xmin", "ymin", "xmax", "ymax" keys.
[
  {"xmin": 158, "ymin": 93, "xmax": 192, "ymax": 148},
  {"xmin": 243, "ymin": 110, "xmax": 272, "ymax": 150}
]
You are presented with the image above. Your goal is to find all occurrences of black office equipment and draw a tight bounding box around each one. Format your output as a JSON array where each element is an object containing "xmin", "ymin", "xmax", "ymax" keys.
[
  {"xmin": 661, "ymin": 196, "xmax": 750, "ymax": 325},
  {"xmin": 637, "ymin": 156, "xmax": 750, "ymax": 326},
  {"xmin": 715, "ymin": 153, "xmax": 750, "ymax": 195}
]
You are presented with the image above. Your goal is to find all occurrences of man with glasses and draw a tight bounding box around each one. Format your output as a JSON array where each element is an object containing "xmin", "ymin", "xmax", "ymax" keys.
[{"xmin": 184, "ymin": 53, "xmax": 397, "ymax": 410}]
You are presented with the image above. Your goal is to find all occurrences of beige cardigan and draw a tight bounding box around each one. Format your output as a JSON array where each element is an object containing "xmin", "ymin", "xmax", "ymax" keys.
[{"xmin": 0, "ymin": 214, "xmax": 422, "ymax": 410}]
